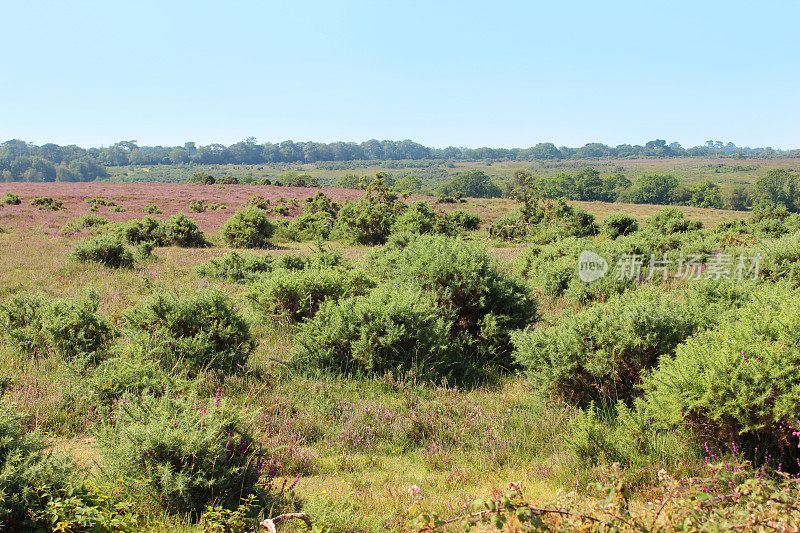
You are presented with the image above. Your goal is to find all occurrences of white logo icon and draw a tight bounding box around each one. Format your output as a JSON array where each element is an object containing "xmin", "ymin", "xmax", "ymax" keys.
[{"xmin": 577, "ymin": 251, "xmax": 608, "ymax": 282}]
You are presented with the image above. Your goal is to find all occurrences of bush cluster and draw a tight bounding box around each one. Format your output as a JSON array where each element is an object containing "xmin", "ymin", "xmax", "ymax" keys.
[
  {"xmin": 114, "ymin": 213, "xmax": 208, "ymax": 247},
  {"xmin": 69, "ymin": 234, "xmax": 135, "ymax": 268},
  {"xmin": 221, "ymin": 207, "xmax": 275, "ymax": 248}
]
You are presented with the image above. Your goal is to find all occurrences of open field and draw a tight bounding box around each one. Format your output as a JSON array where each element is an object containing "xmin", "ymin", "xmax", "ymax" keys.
[{"xmin": 1, "ymin": 182, "xmax": 798, "ymax": 532}]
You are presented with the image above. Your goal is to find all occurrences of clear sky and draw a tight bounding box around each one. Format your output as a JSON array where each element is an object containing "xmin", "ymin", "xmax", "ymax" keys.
[{"xmin": 1, "ymin": 0, "xmax": 798, "ymax": 149}]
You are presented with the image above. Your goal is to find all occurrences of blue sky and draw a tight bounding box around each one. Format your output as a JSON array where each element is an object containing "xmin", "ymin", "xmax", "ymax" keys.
[{"xmin": 1, "ymin": 0, "xmax": 798, "ymax": 149}]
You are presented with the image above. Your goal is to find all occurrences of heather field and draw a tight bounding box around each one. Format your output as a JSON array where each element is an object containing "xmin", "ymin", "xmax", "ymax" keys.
[{"xmin": 2, "ymin": 180, "xmax": 800, "ymax": 532}]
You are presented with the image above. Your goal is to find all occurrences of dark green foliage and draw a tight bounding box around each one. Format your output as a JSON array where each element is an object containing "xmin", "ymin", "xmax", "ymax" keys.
[
  {"xmin": 189, "ymin": 172, "xmax": 216, "ymax": 184},
  {"xmin": 294, "ymin": 284, "xmax": 454, "ymax": 377},
  {"xmin": 217, "ymin": 175, "xmax": 239, "ymax": 185},
  {"xmin": 30, "ymin": 196, "xmax": 64, "ymax": 210},
  {"xmin": 86, "ymin": 197, "xmax": 116, "ymax": 207},
  {"xmin": 189, "ymin": 199, "xmax": 227, "ymax": 212},
  {"xmin": 674, "ymin": 181, "xmax": 723, "ymax": 208},
  {"xmin": 439, "ymin": 170, "xmax": 502, "ymax": 198},
  {"xmin": 602, "ymin": 213, "xmax": 639, "ymax": 239},
  {"xmin": 511, "ymin": 288, "xmax": 701, "ymax": 404},
  {"xmin": 221, "ymin": 207, "xmax": 276, "ymax": 248},
  {"xmin": 647, "ymin": 208, "xmax": 703, "ymax": 234},
  {"xmin": 753, "ymin": 168, "xmax": 798, "ymax": 211},
  {"xmin": 281, "ymin": 211, "xmax": 336, "ymax": 241},
  {"xmin": 391, "ymin": 201, "xmax": 437, "ymax": 234},
  {"xmin": 246, "ymin": 266, "xmax": 374, "ymax": 321},
  {"xmin": 2, "ymin": 192, "xmax": 21, "ymax": 205},
  {"xmin": 144, "ymin": 204, "xmax": 162, "ymax": 214},
  {"xmin": 197, "ymin": 251, "xmax": 274, "ymax": 283},
  {"xmin": 333, "ymin": 177, "xmax": 403, "ymax": 245},
  {"xmin": 0, "ymin": 291, "xmax": 112, "ymax": 365},
  {"xmin": 645, "ymin": 284, "xmax": 800, "ymax": 465},
  {"xmin": 113, "ymin": 214, "xmax": 207, "ymax": 247},
  {"xmin": 69, "ymin": 234, "xmax": 134, "ymax": 268},
  {"xmin": 303, "ymin": 191, "xmax": 339, "ymax": 216},
  {"xmin": 124, "ymin": 290, "xmax": 255, "ymax": 374},
  {"xmin": 369, "ymin": 235, "xmax": 537, "ymax": 368},
  {"xmin": 245, "ymin": 194, "xmax": 271, "ymax": 209},
  {"xmin": 0, "ymin": 404, "xmax": 81, "ymax": 530},
  {"xmin": 620, "ymin": 173, "xmax": 680, "ymax": 204},
  {"xmin": 90, "ymin": 352, "xmax": 168, "ymax": 408},
  {"xmin": 61, "ymin": 213, "xmax": 109, "ymax": 233},
  {"xmin": 161, "ymin": 212, "xmax": 208, "ymax": 247},
  {"xmin": 100, "ymin": 390, "xmax": 265, "ymax": 517},
  {"xmin": 443, "ymin": 209, "xmax": 481, "ymax": 232}
]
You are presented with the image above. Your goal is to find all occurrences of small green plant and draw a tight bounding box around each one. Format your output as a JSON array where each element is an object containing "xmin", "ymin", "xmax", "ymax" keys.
[
  {"xmin": 30, "ymin": 196, "xmax": 64, "ymax": 210},
  {"xmin": 69, "ymin": 234, "xmax": 135, "ymax": 268},
  {"xmin": 197, "ymin": 251, "xmax": 274, "ymax": 283},
  {"xmin": 221, "ymin": 207, "xmax": 276, "ymax": 248},
  {"xmin": 86, "ymin": 197, "xmax": 116, "ymax": 207},
  {"xmin": 2, "ymin": 192, "xmax": 21, "ymax": 205},
  {"xmin": 245, "ymin": 195, "xmax": 271, "ymax": 209},
  {"xmin": 602, "ymin": 213, "xmax": 639, "ymax": 239},
  {"xmin": 124, "ymin": 290, "xmax": 255, "ymax": 374},
  {"xmin": 144, "ymin": 204, "xmax": 162, "ymax": 214},
  {"xmin": 161, "ymin": 212, "xmax": 208, "ymax": 247},
  {"xmin": 647, "ymin": 207, "xmax": 703, "ymax": 234},
  {"xmin": 190, "ymin": 199, "xmax": 227, "ymax": 212},
  {"xmin": 61, "ymin": 214, "xmax": 109, "ymax": 234}
]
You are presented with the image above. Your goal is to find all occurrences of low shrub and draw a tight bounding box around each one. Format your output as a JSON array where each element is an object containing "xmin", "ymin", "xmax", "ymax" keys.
[
  {"xmin": 113, "ymin": 215, "xmax": 164, "ymax": 245},
  {"xmin": 602, "ymin": 213, "xmax": 639, "ymax": 239},
  {"xmin": 369, "ymin": 235, "xmax": 537, "ymax": 369},
  {"xmin": 99, "ymin": 390, "xmax": 267, "ymax": 517},
  {"xmin": 30, "ymin": 196, "xmax": 63, "ymax": 210},
  {"xmin": 247, "ymin": 266, "xmax": 374, "ymax": 321},
  {"xmin": 189, "ymin": 199, "xmax": 227, "ymax": 213},
  {"xmin": 644, "ymin": 283, "xmax": 800, "ymax": 466},
  {"xmin": 221, "ymin": 208, "xmax": 276, "ymax": 248},
  {"xmin": 245, "ymin": 194, "xmax": 270, "ymax": 209},
  {"xmin": 0, "ymin": 404, "xmax": 82, "ymax": 530},
  {"xmin": 161, "ymin": 212, "xmax": 208, "ymax": 247},
  {"xmin": 333, "ymin": 178, "xmax": 403, "ymax": 245},
  {"xmin": 124, "ymin": 290, "xmax": 255, "ymax": 374},
  {"xmin": 2, "ymin": 192, "xmax": 21, "ymax": 205},
  {"xmin": 443, "ymin": 209, "xmax": 481, "ymax": 231},
  {"xmin": 281, "ymin": 211, "xmax": 335, "ymax": 241},
  {"xmin": 69, "ymin": 234, "xmax": 134, "ymax": 268},
  {"xmin": 294, "ymin": 284, "xmax": 454, "ymax": 378},
  {"xmin": 144, "ymin": 204, "xmax": 162, "ymax": 214},
  {"xmin": 511, "ymin": 288, "xmax": 701, "ymax": 404},
  {"xmin": 391, "ymin": 201, "xmax": 437, "ymax": 234},
  {"xmin": 197, "ymin": 251, "xmax": 274, "ymax": 283},
  {"xmin": 86, "ymin": 197, "xmax": 115, "ymax": 207},
  {"xmin": 90, "ymin": 352, "xmax": 169, "ymax": 408},
  {"xmin": 647, "ymin": 207, "xmax": 703, "ymax": 234},
  {"xmin": 0, "ymin": 291, "xmax": 112, "ymax": 365},
  {"xmin": 60, "ymin": 214, "xmax": 109, "ymax": 234}
]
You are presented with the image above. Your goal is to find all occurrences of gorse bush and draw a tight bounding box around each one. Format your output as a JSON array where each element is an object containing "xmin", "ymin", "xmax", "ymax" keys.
[
  {"xmin": 221, "ymin": 207, "xmax": 276, "ymax": 248},
  {"xmin": 114, "ymin": 213, "xmax": 207, "ymax": 247},
  {"xmin": 281, "ymin": 210, "xmax": 335, "ymax": 241},
  {"xmin": 391, "ymin": 201, "xmax": 437, "ymax": 234},
  {"xmin": 69, "ymin": 234, "xmax": 135, "ymax": 268},
  {"xmin": 144, "ymin": 204, "xmax": 162, "ymax": 214},
  {"xmin": 2, "ymin": 192, "xmax": 21, "ymax": 205},
  {"xmin": 512, "ymin": 288, "xmax": 701, "ymax": 404},
  {"xmin": 369, "ymin": 235, "xmax": 537, "ymax": 369},
  {"xmin": 602, "ymin": 213, "xmax": 639, "ymax": 239},
  {"xmin": 246, "ymin": 266, "xmax": 374, "ymax": 321},
  {"xmin": 90, "ymin": 351, "xmax": 169, "ymax": 408},
  {"xmin": 0, "ymin": 404, "xmax": 80, "ymax": 530},
  {"xmin": 645, "ymin": 283, "xmax": 800, "ymax": 467},
  {"xmin": 333, "ymin": 177, "xmax": 403, "ymax": 245},
  {"xmin": 124, "ymin": 290, "xmax": 255, "ymax": 374},
  {"xmin": 0, "ymin": 291, "xmax": 112, "ymax": 365},
  {"xmin": 30, "ymin": 196, "xmax": 64, "ymax": 210},
  {"xmin": 61, "ymin": 213, "xmax": 109, "ymax": 234},
  {"xmin": 295, "ymin": 284, "xmax": 453, "ymax": 378},
  {"xmin": 100, "ymin": 390, "xmax": 266, "ymax": 517},
  {"xmin": 197, "ymin": 251, "xmax": 274, "ymax": 283},
  {"xmin": 189, "ymin": 199, "xmax": 227, "ymax": 212},
  {"xmin": 647, "ymin": 207, "xmax": 703, "ymax": 234}
]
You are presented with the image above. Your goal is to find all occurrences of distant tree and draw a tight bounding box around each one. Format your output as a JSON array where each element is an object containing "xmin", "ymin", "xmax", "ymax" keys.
[
  {"xmin": 621, "ymin": 173, "xmax": 680, "ymax": 204},
  {"xmin": 674, "ymin": 181, "xmax": 723, "ymax": 209},
  {"xmin": 528, "ymin": 143, "xmax": 562, "ymax": 160},
  {"xmin": 572, "ymin": 168, "xmax": 603, "ymax": 201},
  {"xmin": 725, "ymin": 186, "xmax": 751, "ymax": 211},
  {"xmin": 440, "ymin": 170, "xmax": 502, "ymax": 198},
  {"xmin": 753, "ymin": 168, "xmax": 798, "ymax": 211}
]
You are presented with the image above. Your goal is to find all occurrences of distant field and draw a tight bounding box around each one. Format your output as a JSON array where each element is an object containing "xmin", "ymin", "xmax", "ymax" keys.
[{"xmin": 105, "ymin": 156, "xmax": 800, "ymax": 192}]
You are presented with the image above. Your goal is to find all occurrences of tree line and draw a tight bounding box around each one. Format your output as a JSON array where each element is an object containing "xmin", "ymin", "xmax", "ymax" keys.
[{"xmin": 2, "ymin": 137, "xmax": 798, "ymax": 182}]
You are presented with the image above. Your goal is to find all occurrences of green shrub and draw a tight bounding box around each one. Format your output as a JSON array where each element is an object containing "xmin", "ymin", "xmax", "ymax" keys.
[
  {"xmin": 511, "ymin": 288, "xmax": 701, "ymax": 404},
  {"xmin": 758, "ymin": 231, "xmax": 800, "ymax": 283},
  {"xmin": 86, "ymin": 197, "xmax": 116, "ymax": 207},
  {"xmin": 245, "ymin": 195, "xmax": 270, "ymax": 209},
  {"xmin": 294, "ymin": 284, "xmax": 454, "ymax": 377},
  {"xmin": 602, "ymin": 213, "xmax": 639, "ymax": 239},
  {"xmin": 161, "ymin": 212, "xmax": 208, "ymax": 247},
  {"xmin": 221, "ymin": 208, "xmax": 276, "ymax": 248},
  {"xmin": 647, "ymin": 208, "xmax": 703, "ymax": 234},
  {"xmin": 197, "ymin": 251, "xmax": 274, "ymax": 283},
  {"xmin": 124, "ymin": 290, "xmax": 255, "ymax": 374},
  {"xmin": 369, "ymin": 235, "xmax": 537, "ymax": 368},
  {"xmin": 391, "ymin": 201, "xmax": 437, "ymax": 234},
  {"xmin": 246, "ymin": 267, "xmax": 374, "ymax": 321},
  {"xmin": 218, "ymin": 175, "xmax": 239, "ymax": 185},
  {"xmin": 144, "ymin": 204, "xmax": 162, "ymax": 214},
  {"xmin": 30, "ymin": 196, "xmax": 64, "ymax": 210},
  {"xmin": 189, "ymin": 172, "xmax": 215, "ymax": 184},
  {"xmin": 303, "ymin": 191, "xmax": 339, "ymax": 216},
  {"xmin": 100, "ymin": 390, "xmax": 265, "ymax": 517},
  {"xmin": 61, "ymin": 214, "xmax": 109, "ymax": 234},
  {"xmin": 0, "ymin": 291, "xmax": 112, "ymax": 365},
  {"xmin": 69, "ymin": 235, "xmax": 134, "ymax": 268},
  {"xmin": 644, "ymin": 284, "xmax": 800, "ymax": 465},
  {"xmin": 89, "ymin": 352, "xmax": 169, "ymax": 408},
  {"xmin": 332, "ymin": 177, "xmax": 403, "ymax": 245},
  {"xmin": 2, "ymin": 192, "xmax": 21, "ymax": 205},
  {"xmin": 190, "ymin": 199, "xmax": 227, "ymax": 213},
  {"xmin": 281, "ymin": 211, "xmax": 335, "ymax": 241},
  {"xmin": 443, "ymin": 209, "xmax": 481, "ymax": 231},
  {"xmin": 113, "ymin": 215, "xmax": 164, "ymax": 245},
  {"xmin": 0, "ymin": 404, "xmax": 81, "ymax": 530}
]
